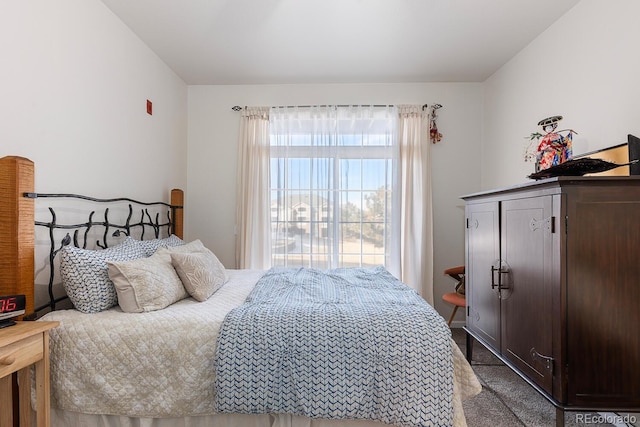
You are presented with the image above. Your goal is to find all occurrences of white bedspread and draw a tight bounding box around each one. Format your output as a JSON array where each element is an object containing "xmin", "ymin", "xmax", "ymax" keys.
[{"xmin": 39, "ymin": 269, "xmax": 481, "ymax": 424}]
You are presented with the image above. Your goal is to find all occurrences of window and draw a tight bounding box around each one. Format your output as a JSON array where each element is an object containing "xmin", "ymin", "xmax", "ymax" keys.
[{"xmin": 269, "ymin": 106, "xmax": 398, "ymax": 269}]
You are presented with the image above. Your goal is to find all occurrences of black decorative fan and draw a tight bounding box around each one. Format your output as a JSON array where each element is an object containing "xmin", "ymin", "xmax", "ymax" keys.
[{"xmin": 528, "ymin": 158, "xmax": 639, "ymax": 180}]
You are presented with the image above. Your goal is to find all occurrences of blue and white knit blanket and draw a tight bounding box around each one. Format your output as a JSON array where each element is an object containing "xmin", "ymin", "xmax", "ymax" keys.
[{"xmin": 214, "ymin": 266, "xmax": 454, "ymax": 427}]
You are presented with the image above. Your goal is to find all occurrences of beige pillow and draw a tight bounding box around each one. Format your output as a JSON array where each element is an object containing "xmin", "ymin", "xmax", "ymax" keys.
[
  {"xmin": 170, "ymin": 249, "xmax": 228, "ymax": 301},
  {"xmin": 107, "ymin": 250, "xmax": 188, "ymax": 313}
]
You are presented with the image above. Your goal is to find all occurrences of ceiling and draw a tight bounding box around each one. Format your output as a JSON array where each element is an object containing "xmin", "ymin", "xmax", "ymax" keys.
[{"xmin": 99, "ymin": 0, "xmax": 581, "ymax": 85}]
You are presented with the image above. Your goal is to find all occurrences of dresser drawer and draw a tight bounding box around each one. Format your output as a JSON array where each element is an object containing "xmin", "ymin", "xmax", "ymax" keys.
[{"xmin": 0, "ymin": 334, "xmax": 43, "ymax": 377}]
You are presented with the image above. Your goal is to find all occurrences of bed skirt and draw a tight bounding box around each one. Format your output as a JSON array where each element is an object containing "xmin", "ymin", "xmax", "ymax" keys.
[
  {"xmin": 46, "ymin": 407, "xmax": 469, "ymax": 427},
  {"xmin": 42, "ymin": 338, "xmax": 477, "ymax": 427},
  {"xmin": 47, "ymin": 410, "xmax": 394, "ymax": 427}
]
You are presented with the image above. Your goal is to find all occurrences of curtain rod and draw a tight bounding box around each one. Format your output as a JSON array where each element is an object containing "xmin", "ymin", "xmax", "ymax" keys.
[{"xmin": 231, "ymin": 103, "xmax": 442, "ymax": 112}]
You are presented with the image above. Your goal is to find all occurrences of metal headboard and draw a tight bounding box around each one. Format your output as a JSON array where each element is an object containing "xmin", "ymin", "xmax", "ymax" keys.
[{"xmin": 24, "ymin": 191, "xmax": 183, "ymax": 318}]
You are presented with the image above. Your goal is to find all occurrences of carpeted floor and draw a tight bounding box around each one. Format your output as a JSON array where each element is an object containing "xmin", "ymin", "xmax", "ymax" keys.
[{"xmin": 452, "ymin": 328, "xmax": 639, "ymax": 427}]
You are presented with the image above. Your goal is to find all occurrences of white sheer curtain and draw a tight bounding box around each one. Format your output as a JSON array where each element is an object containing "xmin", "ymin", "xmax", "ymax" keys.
[
  {"xmin": 235, "ymin": 107, "xmax": 271, "ymax": 269},
  {"xmin": 235, "ymin": 104, "xmax": 434, "ymax": 304},
  {"xmin": 397, "ymin": 105, "xmax": 434, "ymax": 304},
  {"xmin": 269, "ymin": 105, "xmax": 399, "ymax": 272}
]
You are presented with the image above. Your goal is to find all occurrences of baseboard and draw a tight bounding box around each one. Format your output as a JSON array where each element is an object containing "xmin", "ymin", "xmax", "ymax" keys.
[{"xmin": 449, "ymin": 320, "xmax": 466, "ymax": 329}]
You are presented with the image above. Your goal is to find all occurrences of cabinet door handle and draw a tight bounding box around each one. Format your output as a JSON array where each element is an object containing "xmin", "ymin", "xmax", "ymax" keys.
[
  {"xmin": 491, "ymin": 261, "xmax": 511, "ymax": 290},
  {"xmin": 491, "ymin": 265, "xmax": 499, "ymax": 289}
]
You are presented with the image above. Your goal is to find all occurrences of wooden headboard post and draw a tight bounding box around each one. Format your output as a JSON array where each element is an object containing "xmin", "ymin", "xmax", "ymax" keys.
[
  {"xmin": 0, "ymin": 156, "xmax": 35, "ymax": 316},
  {"xmin": 171, "ymin": 189, "xmax": 184, "ymax": 239}
]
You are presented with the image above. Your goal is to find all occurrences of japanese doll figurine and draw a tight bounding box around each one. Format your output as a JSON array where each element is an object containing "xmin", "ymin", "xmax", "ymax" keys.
[{"xmin": 534, "ymin": 115, "xmax": 576, "ymax": 172}]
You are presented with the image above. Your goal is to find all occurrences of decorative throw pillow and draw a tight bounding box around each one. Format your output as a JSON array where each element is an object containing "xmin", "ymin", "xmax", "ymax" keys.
[
  {"xmin": 157, "ymin": 239, "xmax": 207, "ymax": 255},
  {"xmin": 170, "ymin": 249, "xmax": 228, "ymax": 301},
  {"xmin": 135, "ymin": 234, "xmax": 184, "ymax": 257},
  {"xmin": 60, "ymin": 238, "xmax": 146, "ymax": 313},
  {"xmin": 107, "ymin": 250, "xmax": 188, "ymax": 313},
  {"xmin": 157, "ymin": 239, "xmax": 229, "ymax": 282}
]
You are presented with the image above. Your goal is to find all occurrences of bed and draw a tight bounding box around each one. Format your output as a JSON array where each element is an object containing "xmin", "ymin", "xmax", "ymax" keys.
[{"xmin": 0, "ymin": 156, "xmax": 481, "ymax": 427}]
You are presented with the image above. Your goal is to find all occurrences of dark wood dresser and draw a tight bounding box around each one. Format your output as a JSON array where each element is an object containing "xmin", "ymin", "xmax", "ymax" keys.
[{"xmin": 462, "ymin": 176, "xmax": 640, "ymax": 426}]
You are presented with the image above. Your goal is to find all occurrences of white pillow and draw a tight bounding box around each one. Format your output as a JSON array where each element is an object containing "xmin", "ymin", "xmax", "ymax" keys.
[
  {"xmin": 170, "ymin": 249, "xmax": 228, "ymax": 301},
  {"xmin": 107, "ymin": 250, "xmax": 188, "ymax": 313},
  {"xmin": 60, "ymin": 237, "xmax": 146, "ymax": 313}
]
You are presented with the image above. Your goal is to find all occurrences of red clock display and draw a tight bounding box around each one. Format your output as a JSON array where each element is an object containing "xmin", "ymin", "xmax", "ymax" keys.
[
  {"xmin": 0, "ymin": 295, "xmax": 26, "ymax": 326},
  {"xmin": 1, "ymin": 296, "xmax": 19, "ymax": 312}
]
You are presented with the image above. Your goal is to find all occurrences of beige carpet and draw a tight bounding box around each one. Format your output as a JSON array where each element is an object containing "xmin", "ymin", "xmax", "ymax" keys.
[{"xmin": 453, "ymin": 329, "xmax": 639, "ymax": 427}]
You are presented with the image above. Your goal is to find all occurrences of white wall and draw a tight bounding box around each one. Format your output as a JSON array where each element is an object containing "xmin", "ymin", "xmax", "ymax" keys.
[
  {"xmin": 13, "ymin": 0, "xmax": 633, "ymax": 321},
  {"xmin": 187, "ymin": 83, "xmax": 483, "ymax": 319},
  {"xmin": 482, "ymin": 0, "xmax": 640, "ymax": 189},
  {"xmin": 0, "ymin": 0, "xmax": 188, "ymax": 201},
  {"xmin": 1, "ymin": 0, "xmax": 188, "ymax": 310}
]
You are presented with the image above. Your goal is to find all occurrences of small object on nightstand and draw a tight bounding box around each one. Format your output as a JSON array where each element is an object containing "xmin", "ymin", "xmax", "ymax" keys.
[{"xmin": 0, "ymin": 295, "xmax": 26, "ymax": 328}]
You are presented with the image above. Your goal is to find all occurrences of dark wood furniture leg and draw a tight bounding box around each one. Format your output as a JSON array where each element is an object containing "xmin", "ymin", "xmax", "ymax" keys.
[
  {"xmin": 556, "ymin": 407, "xmax": 565, "ymax": 427},
  {"xmin": 465, "ymin": 329, "xmax": 473, "ymax": 362}
]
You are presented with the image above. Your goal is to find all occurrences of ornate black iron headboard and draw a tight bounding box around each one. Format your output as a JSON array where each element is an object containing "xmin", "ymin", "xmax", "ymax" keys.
[{"xmin": 24, "ymin": 191, "xmax": 184, "ymax": 318}]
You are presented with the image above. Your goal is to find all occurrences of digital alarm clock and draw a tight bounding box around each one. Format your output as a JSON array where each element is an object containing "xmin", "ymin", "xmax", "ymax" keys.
[{"xmin": 0, "ymin": 294, "xmax": 26, "ymax": 328}]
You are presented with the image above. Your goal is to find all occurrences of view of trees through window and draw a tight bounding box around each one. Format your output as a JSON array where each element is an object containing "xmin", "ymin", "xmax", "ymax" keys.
[{"xmin": 269, "ymin": 110, "xmax": 397, "ymax": 269}]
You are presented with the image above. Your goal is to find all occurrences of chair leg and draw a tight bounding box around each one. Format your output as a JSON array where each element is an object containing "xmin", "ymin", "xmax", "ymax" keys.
[{"xmin": 447, "ymin": 306, "xmax": 459, "ymax": 326}]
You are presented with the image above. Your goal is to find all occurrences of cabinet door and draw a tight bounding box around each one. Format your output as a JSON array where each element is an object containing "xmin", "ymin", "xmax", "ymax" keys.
[
  {"xmin": 466, "ymin": 201, "xmax": 501, "ymax": 351},
  {"xmin": 566, "ymin": 192, "xmax": 640, "ymax": 407},
  {"xmin": 501, "ymin": 196, "xmax": 554, "ymax": 394}
]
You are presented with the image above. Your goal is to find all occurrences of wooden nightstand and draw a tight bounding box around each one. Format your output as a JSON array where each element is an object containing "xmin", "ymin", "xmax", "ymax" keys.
[{"xmin": 0, "ymin": 321, "xmax": 59, "ymax": 427}]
